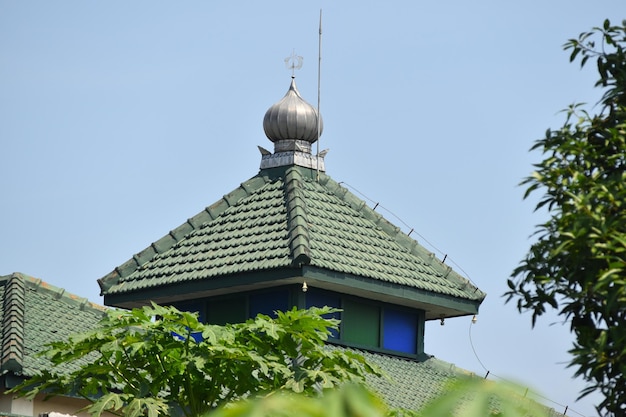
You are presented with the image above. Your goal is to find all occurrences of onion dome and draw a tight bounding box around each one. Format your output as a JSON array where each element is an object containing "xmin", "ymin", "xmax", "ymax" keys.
[{"xmin": 263, "ymin": 77, "xmax": 323, "ymax": 144}]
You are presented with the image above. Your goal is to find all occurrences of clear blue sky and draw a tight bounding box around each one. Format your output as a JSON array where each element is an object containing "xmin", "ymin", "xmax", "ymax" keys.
[{"xmin": 1, "ymin": 1, "xmax": 623, "ymax": 415}]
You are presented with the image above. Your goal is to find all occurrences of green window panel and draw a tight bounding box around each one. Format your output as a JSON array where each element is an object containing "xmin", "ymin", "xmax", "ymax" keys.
[{"xmin": 342, "ymin": 299, "xmax": 380, "ymax": 347}]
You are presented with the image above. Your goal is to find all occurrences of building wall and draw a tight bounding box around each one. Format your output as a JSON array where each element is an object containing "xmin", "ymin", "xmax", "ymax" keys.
[
  {"xmin": 32, "ymin": 395, "xmax": 98, "ymax": 417},
  {"xmin": 0, "ymin": 390, "xmax": 115, "ymax": 417}
]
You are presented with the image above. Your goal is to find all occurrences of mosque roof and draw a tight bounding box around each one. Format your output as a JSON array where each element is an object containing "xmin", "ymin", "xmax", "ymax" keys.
[
  {"xmin": 97, "ymin": 166, "xmax": 484, "ymax": 318},
  {"xmin": 98, "ymin": 76, "xmax": 485, "ymax": 319}
]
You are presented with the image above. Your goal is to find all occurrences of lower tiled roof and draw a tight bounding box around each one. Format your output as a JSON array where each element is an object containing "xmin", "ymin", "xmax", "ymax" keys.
[
  {"xmin": 345, "ymin": 347, "xmax": 565, "ymax": 416},
  {"xmin": 0, "ymin": 273, "xmax": 106, "ymax": 378},
  {"xmin": 354, "ymin": 348, "xmax": 465, "ymax": 410}
]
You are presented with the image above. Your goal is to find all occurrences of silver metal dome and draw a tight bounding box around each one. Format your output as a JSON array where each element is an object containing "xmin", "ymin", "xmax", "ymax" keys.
[{"xmin": 263, "ymin": 77, "xmax": 323, "ymax": 144}]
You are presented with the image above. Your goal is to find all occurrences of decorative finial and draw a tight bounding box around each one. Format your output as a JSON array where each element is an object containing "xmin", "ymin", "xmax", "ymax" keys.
[
  {"xmin": 284, "ymin": 49, "xmax": 303, "ymax": 77},
  {"xmin": 260, "ymin": 64, "xmax": 325, "ymax": 172}
]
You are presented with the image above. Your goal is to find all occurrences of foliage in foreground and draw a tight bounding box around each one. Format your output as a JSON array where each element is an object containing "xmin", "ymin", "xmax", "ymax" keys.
[
  {"xmin": 10, "ymin": 302, "xmax": 560, "ymax": 417},
  {"xmin": 208, "ymin": 378, "xmax": 553, "ymax": 417},
  {"xmin": 505, "ymin": 19, "xmax": 626, "ymax": 416},
  {"xmin": 11, "ymin": 304, "xmax": 378, "ymax": 417}
]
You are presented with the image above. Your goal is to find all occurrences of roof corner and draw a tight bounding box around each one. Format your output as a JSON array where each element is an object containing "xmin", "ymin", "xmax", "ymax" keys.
[
  {"xmin": 315, "ymin": 174, "xmax": 486, "ymax": 304},
  {"xmin": 98, "ymin": 173, "xmax": 275, "ymax": 296}
]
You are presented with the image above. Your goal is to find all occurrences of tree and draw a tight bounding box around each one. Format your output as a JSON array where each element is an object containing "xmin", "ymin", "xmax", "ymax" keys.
[
  {"xmin": 11, "ymin": 304, "xmax": 378, "ymax": 417},
  {"xmin": 505, "ymin": 19, "xmax": 626, "ymax": 417}
]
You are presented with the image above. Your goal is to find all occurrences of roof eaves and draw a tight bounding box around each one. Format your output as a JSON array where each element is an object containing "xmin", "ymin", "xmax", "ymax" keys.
[
  {"xmin": 302, "ymin": 266, "xmax": 482, "ymax": 317},
  {"xmin": 103, "ymin": 267, "xmax": 302, "ymax": 308},
  {"xmin": 98, "ymin": 174, "xmax": 272, "ymax": 295}
]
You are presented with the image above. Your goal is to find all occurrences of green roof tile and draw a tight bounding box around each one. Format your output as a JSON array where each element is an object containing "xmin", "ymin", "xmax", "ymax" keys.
[{"xmin": 99, "ymin": 166, "xmax": 485, "ymax": 312}]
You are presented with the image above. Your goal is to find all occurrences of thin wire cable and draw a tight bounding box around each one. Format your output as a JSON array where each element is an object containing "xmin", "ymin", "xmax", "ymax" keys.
[
  {"xmin": 338, "ymin": 181, "xmax": 479, "ymax": 288},
  {"xmin": 468, "ymin": 320, "xmax": 590, "ymax": 417},
  {"xmin": 468, "ymin": 318, "xmax": 492, "ymax": 377},
  {"xmin": 339, "ymin": 180, "xmax": 592, "ymax": 416}
]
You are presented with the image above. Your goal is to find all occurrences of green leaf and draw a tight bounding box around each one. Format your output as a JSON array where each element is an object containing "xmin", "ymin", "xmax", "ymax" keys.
[{"xmin": 87, "ymin": 393, "xmax": 124, "ymax": 417}]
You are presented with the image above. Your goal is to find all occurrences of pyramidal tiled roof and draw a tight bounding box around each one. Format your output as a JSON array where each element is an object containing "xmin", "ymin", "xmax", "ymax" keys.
[
  {"xmin": 0, "ymin": 273, "xmax": 105, "ymax": 383},
  {"xmin": 99, "ymin": 165, "xmax": 485, "ymax": 318}
]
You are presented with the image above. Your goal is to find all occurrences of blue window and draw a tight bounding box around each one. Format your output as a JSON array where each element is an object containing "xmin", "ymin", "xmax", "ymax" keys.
[
  {"xmin": 172, "ymin": 300, "xmax": 206, "ymax": 322},
  {"xmin": 249, "ymin": 289, "xmax": 289, "ymax": 318},
  {"xmin": 170, "ymin": 300, "xmax": 205, "ymax": 342},
  {"xmin": 383, "ymin": 308, "xmax": 417, "ymax": 354},
  {"xmin": 305, "ymin": 289, "xmax": 341, "ymax": 338}
]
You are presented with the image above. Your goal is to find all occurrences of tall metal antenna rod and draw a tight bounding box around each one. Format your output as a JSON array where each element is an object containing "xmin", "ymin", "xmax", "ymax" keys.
[{"xmin": 316, "ymin": 9, "xmax": 322, "ymax": 182}]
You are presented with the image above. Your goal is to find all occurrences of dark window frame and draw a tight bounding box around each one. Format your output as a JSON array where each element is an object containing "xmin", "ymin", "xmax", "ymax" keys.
[{"xmin": 169, "ymin": 285, "xmax": 425, "ymax": 358}]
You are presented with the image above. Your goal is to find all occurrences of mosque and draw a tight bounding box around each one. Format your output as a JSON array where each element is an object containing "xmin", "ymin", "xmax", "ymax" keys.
[{"xmin": 0, "ymin": 71, "xmax": 560, "ymax": 416}]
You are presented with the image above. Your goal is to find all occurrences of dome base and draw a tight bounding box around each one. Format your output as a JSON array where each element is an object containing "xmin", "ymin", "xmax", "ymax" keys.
[
  {"xmin": 274, "ymin": 139, "xmax": 312, "ymax": 153},
  {"xmin": 260, "ymin": 151, "xmax": 326, "ymax": 171}
]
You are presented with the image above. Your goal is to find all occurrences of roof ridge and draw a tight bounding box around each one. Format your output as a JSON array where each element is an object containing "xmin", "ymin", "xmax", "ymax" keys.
[
  {"xmin": 284, "ymin": 167, "xmax": 311, "ymax": 266},
  {"xmin": 424, "ymin": 355, "xmax": 476, "ymax": 376},
  {"xmin": 0, "ymin": 274, "xmax": 26, "ymax": 373},
  {"xmin": 3, "ymin": 273, "xmax": 107, "ymax": 315},
  {"xmin": 98, "ymin": 174, "xmax": 273, "ymax": 293},
  {"xmin": 316, "ymin": 175, "xmax": 485, "ymax": 300}
]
